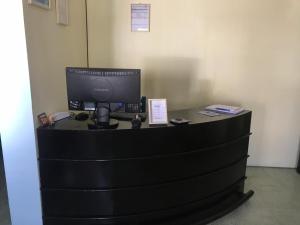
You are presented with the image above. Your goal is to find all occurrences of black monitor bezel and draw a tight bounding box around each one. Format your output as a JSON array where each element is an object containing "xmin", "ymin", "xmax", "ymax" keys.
[{"xmin": 66, "ymin": 67, "xmax": 141, "ymax": 112}]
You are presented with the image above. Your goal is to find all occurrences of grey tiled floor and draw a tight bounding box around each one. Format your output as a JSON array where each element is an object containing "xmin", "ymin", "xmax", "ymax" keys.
[
  {"xmin": 210, "ymin": 167, "xmax": 300, "ymax": 225},
  {"xmin": 0, "ymin": 167, "xmax": 299, "ymax": 225}
]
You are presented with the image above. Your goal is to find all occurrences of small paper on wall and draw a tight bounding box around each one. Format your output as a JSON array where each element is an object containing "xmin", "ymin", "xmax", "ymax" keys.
[
  {"xmin": 56, "ymin": 0, "xmax": 68, "ymax": 25},
  {"xmin": 131, "ymin": 4, "xmax": 151, "ymax": 32}
]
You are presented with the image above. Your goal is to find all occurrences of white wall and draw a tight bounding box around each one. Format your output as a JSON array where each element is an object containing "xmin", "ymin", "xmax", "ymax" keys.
[
  {"xmin": 23, "ymin": 0, "xmax": 87, "ymax": 122},
  {"xmin": 0, "ymin": 1, "xmax": 88, "ymax": 224},
  {"xmin": 87, "ymin": 0, "xmax": 300, "ymax": 168},
  {"xmin": 0, "ymin": 1, "xmax": 43, "ymax": 225}
]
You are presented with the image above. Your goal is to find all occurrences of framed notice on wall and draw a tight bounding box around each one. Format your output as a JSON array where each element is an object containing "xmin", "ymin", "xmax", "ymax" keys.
[
  {"xmin": 28, "ymin": 0, "xmax": 51, "ymax": 9},
  {"xmin": 131, "ymin": 4, "xmax": 151, "ymax": 32}
]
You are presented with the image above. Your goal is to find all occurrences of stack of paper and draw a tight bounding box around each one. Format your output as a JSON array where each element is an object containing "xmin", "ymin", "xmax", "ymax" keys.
[{"xmin": 205, "ymin": 105, "xmax": 244, "ymax": 115}]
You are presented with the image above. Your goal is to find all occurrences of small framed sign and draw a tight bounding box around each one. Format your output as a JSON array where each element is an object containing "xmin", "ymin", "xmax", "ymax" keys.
[{"xmin": 148, "ymin": 99, "xmax": 168, "ymax": 125}]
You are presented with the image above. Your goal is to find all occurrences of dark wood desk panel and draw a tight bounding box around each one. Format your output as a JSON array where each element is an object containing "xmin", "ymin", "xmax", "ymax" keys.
[
  {"xmin": 40, "ymin": 136, "xmax": 249, "ymax": 189},
  {"xmin": 37, "ymin": 108, "xmax": 253, "ymax": 225},
  {"xmin": 38, "ymin": 109, "xmax": 251, "ymax": 160},
  {"xmin": 42, "ymin": 157, "xmax": 247, "ymax": 217}
]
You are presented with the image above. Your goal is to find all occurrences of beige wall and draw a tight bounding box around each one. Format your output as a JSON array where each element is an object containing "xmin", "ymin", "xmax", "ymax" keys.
[
  {"xmin": 23, "ymin": 0, "xmax": 87, "ymax": 123},
  {"xmin": 87, "ymin": 0, "xmax": 300, "ymax": 168}
]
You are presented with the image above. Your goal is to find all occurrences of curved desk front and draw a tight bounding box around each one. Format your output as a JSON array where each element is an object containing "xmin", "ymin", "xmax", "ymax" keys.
[{"xmin": 37, "ymin": 108, "xmax": 254, "ymax": 225}]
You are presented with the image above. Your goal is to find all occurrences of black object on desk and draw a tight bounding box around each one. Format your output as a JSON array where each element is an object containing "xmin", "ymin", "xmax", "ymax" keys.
[
  {"xmin": 37, "ymin": 108, "xmax": 254, "ymax": 225},
  {"xmin": 131, "ymin": 115, "xmax": 142, "ymax": 129},
  {"xmin": 88, "ymin": 119, "xmax": 119, "ymax": 130},
  {"xmin": 75, "ymin": 112, "xmax": 89, "ymax": 121},
  {"xmin": 110, "ymin": 112, "xmax": 147, "ymax": 122},
  {"xmin": 170, "ymin": 118, "xmax": 190, "ymax": 125}
]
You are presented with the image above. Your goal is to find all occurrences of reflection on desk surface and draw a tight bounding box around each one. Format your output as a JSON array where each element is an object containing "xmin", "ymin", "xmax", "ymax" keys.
[{"xmin": 39, "ymin": 108, "xmax": 250, "ymax": 131}]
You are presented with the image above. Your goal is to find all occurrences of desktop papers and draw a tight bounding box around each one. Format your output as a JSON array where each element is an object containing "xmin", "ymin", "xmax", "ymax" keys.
[{"xmin": 205, "ymin": 105, "xmax": 244, "ymax": 115}]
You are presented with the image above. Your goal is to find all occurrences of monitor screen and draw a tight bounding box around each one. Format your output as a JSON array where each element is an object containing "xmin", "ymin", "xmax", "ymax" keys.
[{"xmin": 66, "ymin": 67, "xmax": 141, "ymax": 111}]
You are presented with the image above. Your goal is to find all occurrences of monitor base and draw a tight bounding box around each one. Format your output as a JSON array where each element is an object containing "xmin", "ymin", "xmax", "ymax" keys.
[{"xmin": 88, "ymin": 119, "xmax": 119, "ymax": 130}]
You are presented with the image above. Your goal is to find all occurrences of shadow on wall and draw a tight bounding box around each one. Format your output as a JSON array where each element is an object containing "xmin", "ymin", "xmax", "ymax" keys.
[
  {"xmin": 88, "ymin": 0, "xmax": 114, "ymax": 67},
  {"xmin": 142, "ymin": 57, "xmax": 213, "ymax": 110},
  {"xmin": 245, "ymin": 101, "xmax": 267, "ymax": 166}
]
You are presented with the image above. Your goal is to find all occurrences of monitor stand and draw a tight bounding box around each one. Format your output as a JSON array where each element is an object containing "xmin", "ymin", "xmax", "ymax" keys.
[
  {"xmin": 88, "ymin": 103, "xmax": 119, "ymax": 129},
  {"xmin": 88, "ymin": 119, "xmax": 119, "ymax": 130}
]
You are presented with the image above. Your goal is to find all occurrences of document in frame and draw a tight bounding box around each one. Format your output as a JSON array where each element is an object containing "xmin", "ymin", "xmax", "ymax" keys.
[{"xmin": 148, "ymin": 99, "xmax": 168, "ymax": 125}]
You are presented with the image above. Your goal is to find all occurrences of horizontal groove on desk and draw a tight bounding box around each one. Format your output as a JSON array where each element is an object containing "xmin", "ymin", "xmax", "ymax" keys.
[
  {"xmin": 39, "ymin": 137, "xmax": 250, "ymax": 189},
  {"xmin": 42, "ymin": 178, "xmax": 247, "ymax": 223},
  {"xmin": 39, "ymin": 134, "xmax": 251, "ymax": 161},
  {"xmin": 43, "ymin": 191, "xmax": 254, "ymax": 225},
  {"xmin": 41, "ymin": 158, "xmax": 247, "ymax": 217},
  {"xmin": 41, "ymin": 155, "xmax": 249, "ymax": 191},
  {"xmin": 38, "ymin": 113, "xmax": 251, "ymax": 160}
]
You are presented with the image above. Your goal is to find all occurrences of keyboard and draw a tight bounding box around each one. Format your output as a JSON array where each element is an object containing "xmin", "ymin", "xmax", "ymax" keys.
[{"xmin": 110, "ymin": 112, "xmax": 147, "ymax": 122}]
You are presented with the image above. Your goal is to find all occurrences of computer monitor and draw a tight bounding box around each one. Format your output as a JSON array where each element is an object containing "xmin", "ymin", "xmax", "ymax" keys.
[{"xmin": 66, "ymin": 67, "xmax": 141, "ymax": 127}]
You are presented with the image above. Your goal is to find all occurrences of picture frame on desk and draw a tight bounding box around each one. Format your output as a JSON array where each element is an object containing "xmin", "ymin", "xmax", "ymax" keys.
[
  {"xmin": 28, "ymin": 0, "xmax": 51, "ymax": 9},
  {"xmin": 37, "ymin": 112, "xmax": 50, "ymax": 127},
  {"xmin": 148, "ymin": 99, "xmax": 168, "ymax": 125}
]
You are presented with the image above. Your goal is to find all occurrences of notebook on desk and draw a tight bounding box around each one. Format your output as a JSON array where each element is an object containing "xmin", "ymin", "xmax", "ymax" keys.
[{"xmin": 205, "ymin": 105, "xmax": 244, "ymax": 115}]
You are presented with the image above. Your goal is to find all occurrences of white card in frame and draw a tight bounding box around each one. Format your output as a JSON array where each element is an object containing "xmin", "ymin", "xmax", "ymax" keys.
[{"xmin": 148, "ymin": 99, "xmax": 168, "ymax": 125}]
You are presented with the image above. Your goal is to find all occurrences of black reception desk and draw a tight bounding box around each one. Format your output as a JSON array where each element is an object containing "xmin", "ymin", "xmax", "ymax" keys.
[{"xmin": 37, "ymin": 108, "xmax": 254, "ymax": 225}]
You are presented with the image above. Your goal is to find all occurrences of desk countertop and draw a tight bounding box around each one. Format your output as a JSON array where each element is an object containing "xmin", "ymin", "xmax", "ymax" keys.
[{"xmin": 40, "ymin": 108, "xmax": 251, "ymax": 131}]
